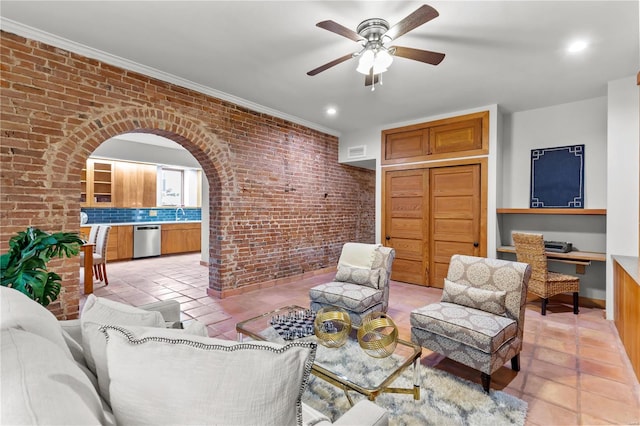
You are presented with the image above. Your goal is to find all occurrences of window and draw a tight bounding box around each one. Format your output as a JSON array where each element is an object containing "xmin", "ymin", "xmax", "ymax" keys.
[{"xmin": 160, "ymin": 168, "xmax": 183, "ymax": 206}]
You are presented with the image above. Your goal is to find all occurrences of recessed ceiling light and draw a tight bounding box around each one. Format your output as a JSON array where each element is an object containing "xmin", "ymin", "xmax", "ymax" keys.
[
  {"xmin": 325, "ymin": 107, "xmax": 337, "ymax": 116},
  {"xmin": 567, "ymin": 40, "xmax": 588, "ymax": 53}
]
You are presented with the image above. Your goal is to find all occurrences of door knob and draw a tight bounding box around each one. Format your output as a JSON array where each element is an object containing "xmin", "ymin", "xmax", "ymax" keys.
[
  {"xmin": 473, "ymin": 242, "xmax": 479, "ymax": 247},
  {"xmin": 385, "ymin": 235, "xmax": 391, "ymax": 241}
]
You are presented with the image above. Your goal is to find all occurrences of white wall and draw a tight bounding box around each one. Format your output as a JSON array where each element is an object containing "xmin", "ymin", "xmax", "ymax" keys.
[
  {"xmin": 606, "ymin": 75, "xmax": 639, "ymax": 319},
  {"xmin": 93, "ymin": 140, "xmax": 202, "ymax": 169},
  {"xmin": 501, "ymin": 97, "xmax": 608, "ymax": 208}
]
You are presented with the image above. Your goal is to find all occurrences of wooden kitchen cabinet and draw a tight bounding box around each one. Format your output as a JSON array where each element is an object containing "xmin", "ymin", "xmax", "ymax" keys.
[
  {"xmin": 81, "ymin": 159, "xmax": 115, "ymax": 207},
  {"xmin": 161, "ymin": 223, "xmax": 201, "ymax": 255},
  {"xmin": 113, "ymin": 161, "xmax": 157, "ymax": 208},
  {"xmin": 80, "ymin": 225, "xmax": 133, "ymax": 262}
]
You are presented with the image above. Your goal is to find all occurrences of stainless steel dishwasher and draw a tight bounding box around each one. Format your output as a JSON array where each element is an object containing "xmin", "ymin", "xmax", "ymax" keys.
[{"xmin": 133, "ymin": 225, "xmax": 161, "ymax": 258}]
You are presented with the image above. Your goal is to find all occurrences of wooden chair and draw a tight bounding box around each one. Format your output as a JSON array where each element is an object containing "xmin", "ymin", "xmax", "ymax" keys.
[
  {"xmin": 92, "ymin": 225, "xmax": 112, "ymax": 285},
  {"xmin": 79, "ymin": 224, "xmax": 100, "ymax": 262},
  {"xmin": 87, "ymin": 224, "xmax": 100, "ymax": 247},
  {"xmin": 512, "ymin": 232, "xmax": 580, "ymax": 315}
]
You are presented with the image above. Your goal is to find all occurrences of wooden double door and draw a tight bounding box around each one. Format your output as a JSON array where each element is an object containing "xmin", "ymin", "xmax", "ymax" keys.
[{"xmin": 383, "ymin": 163, "xmax": 485, "ymax": 288}]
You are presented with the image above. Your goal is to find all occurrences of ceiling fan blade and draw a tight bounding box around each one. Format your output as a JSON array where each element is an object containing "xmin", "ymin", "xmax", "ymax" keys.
[
  {"xmin": 384, "ymin": 5, "xmax": 439, "ymax": 41},
  {"xmin": 364, "ymin": 73, "xmax": 380, "ymax": 87},
  {"xmin": 307, "ymin": 53, "xmax": 354, "ymax": 76},
  {"xmin": 316, "ymin": 20, "xmax": 363, "ymax": 42},
  {"xmin": 392, "ymin": 46, "xmax": 445, "ymax": 65}
]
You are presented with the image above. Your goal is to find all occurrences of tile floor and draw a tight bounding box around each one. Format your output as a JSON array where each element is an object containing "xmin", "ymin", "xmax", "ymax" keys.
[{"xmin": 87, "ymin": 253, "xmax": 640, "ymax": 425}]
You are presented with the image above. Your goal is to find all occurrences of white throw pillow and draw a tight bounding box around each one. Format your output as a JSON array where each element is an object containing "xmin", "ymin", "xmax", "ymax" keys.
[
  {"xmin": 80, "ymin": 296, "xmax": 211, "ymax": 406},
  {"xmin": 0, "ymin": 286, "xmax": 74, "ymax": 360},
  {"xmin": 102, "ymin": 325, "xmax": 316, "ymax": 426},
  {"xmin": 1, "ymin": 328, "xmax": 108, "ymax": 425},
  {"xmin": 80, "ymin": 295, "xmax": 165, "ymax": 374}
]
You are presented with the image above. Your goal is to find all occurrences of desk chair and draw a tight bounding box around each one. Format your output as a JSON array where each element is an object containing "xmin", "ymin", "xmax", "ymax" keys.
[{"xmin": 512, "ymin": 232, "xmax": 580, "ymax": 315}]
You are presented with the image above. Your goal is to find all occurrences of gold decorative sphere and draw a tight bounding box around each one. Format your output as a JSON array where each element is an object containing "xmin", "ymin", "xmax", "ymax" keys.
[
  {"xmin": 357, "ymin": 312, "xmax": 398, "ymax": 358},
  {"xmin": 313, "ymin": 307, "xmax": 351, "ymax": 348}
]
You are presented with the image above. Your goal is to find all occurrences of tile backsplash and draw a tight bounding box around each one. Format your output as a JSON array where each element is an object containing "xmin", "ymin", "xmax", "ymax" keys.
[{"xmin": 82, "ymin": 208, "xmax": 201, "ymax": 224}]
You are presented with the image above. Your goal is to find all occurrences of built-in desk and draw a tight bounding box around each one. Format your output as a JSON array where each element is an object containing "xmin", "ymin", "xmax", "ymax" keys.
[{"xmin": 497, "ymin": 246, "xmax": 606, "ymax": 274}]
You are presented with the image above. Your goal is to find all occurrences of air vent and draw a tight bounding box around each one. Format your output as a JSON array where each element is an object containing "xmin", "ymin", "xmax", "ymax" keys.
[{"xmin": 347, "ymin": 145, "xmax": 366, "ymax": 158}]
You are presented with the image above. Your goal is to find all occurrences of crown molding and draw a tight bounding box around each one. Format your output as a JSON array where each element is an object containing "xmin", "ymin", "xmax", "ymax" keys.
[{"xmin": 0, "ymin": 18, "xmax": 340, "ymax": 137}]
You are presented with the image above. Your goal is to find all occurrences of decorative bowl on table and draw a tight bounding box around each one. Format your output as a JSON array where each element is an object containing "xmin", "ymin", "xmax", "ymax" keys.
[
  {"xmin": 357, "ymin": 312, "xmax": 398, "ymax": 358},
  {"xmin": 313, "ymin": 306, "xmax": 351, "ymax": 348}
]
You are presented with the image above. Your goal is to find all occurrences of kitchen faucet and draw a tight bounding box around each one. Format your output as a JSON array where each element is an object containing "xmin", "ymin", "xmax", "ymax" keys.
[{"xmin": 175, "ymin": 206, "xmax": 186, "ymax": 221}]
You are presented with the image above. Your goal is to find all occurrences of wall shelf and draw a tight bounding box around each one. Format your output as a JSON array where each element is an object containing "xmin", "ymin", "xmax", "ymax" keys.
[{"xmin": 497, "ymin": 208, "xmax": 606, "ymax": 215}]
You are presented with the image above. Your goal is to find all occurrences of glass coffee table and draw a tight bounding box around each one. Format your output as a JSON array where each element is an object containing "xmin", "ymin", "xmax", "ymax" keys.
[{"xmin": 236, "ymin": 305, "xmax": 422, "ymax": 404}]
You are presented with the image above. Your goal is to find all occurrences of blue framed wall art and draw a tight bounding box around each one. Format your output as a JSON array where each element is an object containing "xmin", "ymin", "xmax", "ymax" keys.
[{"xmin": 530, "ymin": 144, "xmax": 584, "ymax": 208}]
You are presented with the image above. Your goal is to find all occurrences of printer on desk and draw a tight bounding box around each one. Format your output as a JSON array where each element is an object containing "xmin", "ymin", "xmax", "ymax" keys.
[{"xmin": 544, "ymin": 240, "xmax": 573, "ymax": 253}]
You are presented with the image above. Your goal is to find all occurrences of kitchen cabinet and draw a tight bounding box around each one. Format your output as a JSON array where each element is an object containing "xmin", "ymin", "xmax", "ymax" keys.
[
  {"xmin": 81, "ymin": 225, "xmax": 133, "ymax": 262},
  {"xmin": 113, "ymin": 161, "xmax": 157, "ymax": 208},
  {"xmin": 81, "ymin": 159, "xmax": 115, "ymax": 207},
  {"xmin": 161, "ymin": 223, "xmax": 201, "ymax": 255}
]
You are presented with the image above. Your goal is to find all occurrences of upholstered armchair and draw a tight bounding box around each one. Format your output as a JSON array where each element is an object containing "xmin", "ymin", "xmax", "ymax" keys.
[
  {"xmin": 309, "ymin": 243, "xmax": 395, "ymax": 327},
  {"xmin": 410, "ymin": 255, "xmax": 531, "ymax": 393}
]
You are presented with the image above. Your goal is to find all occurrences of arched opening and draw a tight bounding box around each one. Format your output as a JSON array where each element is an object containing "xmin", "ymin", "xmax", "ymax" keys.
[
  {"xmin": 80, "ymin": 132, "xmax": 210, "ymax": 287},
  {"xmin": 60, "ymin": 107, "xmax": 232, "ymax": 315}
]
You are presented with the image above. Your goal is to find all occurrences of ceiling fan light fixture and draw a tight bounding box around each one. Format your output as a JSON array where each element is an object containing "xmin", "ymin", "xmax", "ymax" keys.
[
  {"xmin": 356, "ymin": 49, "xmax": 375, "ymax": 74},
  {"xmin": 356, "ymin": 46, "xmax": 394, "ymax": 75},
  {"xmin": 372, "ymin": 48, "xmax": 393, "ymax": 74}
]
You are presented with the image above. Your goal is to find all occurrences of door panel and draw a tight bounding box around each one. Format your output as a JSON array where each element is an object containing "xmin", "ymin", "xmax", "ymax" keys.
[
  {"xmin": 430, "ymin": 165, "xmax": 481, "ymax": 288},
  {"xmin": 384, "ymin": 129, "xmax": 428, "ymax": 162},
  {"xmin": 429, "ymin": 117, "xmax": 483, "ymax": 155},
  {"xmin": 384, "ymin": 170, "xmax": 429, "ymax": 285},
  {"xmin": 389, "ymin": 238, "xmax": 423, "ymax": 261},
  {"xmin": 389, "ymin": 218, "xmax": 422, "ymax": 239}
]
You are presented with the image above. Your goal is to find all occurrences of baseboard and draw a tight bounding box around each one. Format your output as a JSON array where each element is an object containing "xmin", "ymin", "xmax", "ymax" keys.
[{"xmin": 207, "ymin": 266, "xmax": 336, "ymax": 299}]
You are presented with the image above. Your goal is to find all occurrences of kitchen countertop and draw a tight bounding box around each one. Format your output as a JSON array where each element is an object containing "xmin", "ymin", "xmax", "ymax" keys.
[{"xmin": 83, "ymin": 220, "xmax": 201, "ymax": 226}]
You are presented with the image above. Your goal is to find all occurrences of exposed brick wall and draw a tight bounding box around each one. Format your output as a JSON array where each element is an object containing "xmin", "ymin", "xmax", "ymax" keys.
[{"xmin": 0, "ymin": 31, "xmax": 375, "ymax": 319}]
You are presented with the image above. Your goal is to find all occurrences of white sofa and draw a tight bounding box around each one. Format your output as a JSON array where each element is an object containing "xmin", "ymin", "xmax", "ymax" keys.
[{"xmin": 0, "ymin": 286, "xmax": 388, "ymax": 426}]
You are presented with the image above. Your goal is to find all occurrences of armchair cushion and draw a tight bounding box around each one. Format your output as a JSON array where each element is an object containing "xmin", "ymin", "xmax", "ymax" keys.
[
  {"xmin": 309, "ymin": 282, "xmax": 384, "ymax": 314},
  {"xmin": 1, "ymin": 328, "xmax": 108, "ymax": 426},
  {"xmin": 411, "ymin": 302, "xmax": 518, "ymax": 353},
  {"xmin": 335, "ymin": 265, "xmax": 381, "ymax": 289},
  {"xmin": 0, "ymin": 286, "xmax": 74, "ymax": 360},
  {"xmin": 338, "ymin": 242, "xmax": 380, "ymax": 269},
  {"xmin": 441, "ymin": 279, "xmax": 507, "ymax": 316}
]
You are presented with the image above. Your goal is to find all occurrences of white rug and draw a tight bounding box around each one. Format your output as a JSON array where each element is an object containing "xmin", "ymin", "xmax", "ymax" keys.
[{"xmin": 301, "ymin": 341, "xmax": 528, "ymax": 426}]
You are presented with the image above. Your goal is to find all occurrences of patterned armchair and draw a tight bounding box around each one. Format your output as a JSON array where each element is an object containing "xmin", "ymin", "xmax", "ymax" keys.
[
  {"xmin": 410, "ymin": 255, "xmax": 531, "ymax": 393},
  {"xmin": 309, "ymin": 243, "xmax": 395, "ymax": 327}
]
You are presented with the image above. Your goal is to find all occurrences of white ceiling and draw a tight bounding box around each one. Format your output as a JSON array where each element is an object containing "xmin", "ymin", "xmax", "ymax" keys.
[{"xmin": 1, "ymin": 1, "xmax": 638, "ymax": 136}]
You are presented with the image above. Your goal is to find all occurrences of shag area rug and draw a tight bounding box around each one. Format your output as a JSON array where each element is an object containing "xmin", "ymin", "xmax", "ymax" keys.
[{"xmin": 301, "ymin": 342, "xmax": 528, "ymax": 426}]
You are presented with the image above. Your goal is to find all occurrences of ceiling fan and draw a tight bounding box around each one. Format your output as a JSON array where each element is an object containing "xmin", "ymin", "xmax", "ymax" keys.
[{"xmin": 307, "ymin": 4, "xmax": 445, "ymax": 90}]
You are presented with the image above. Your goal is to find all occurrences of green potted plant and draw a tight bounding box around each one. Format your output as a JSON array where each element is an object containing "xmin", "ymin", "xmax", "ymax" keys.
[{"xmin": 1, "ymin": 227, "xmax": 84, "ymax": 307}]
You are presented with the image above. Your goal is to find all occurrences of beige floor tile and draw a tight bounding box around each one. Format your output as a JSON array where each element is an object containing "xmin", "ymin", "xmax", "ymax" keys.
[{"xmin": 89, "ymin": 253, "xmax": 640, "ymax": 426}]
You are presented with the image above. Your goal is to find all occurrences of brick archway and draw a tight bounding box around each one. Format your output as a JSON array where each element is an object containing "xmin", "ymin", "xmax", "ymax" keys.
[{"xmin": 56, "ymin": 106, "xmax": 234, "ymax": 313}]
